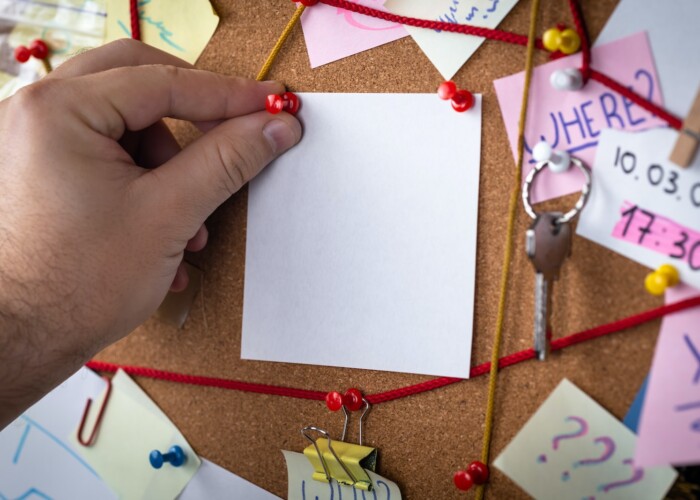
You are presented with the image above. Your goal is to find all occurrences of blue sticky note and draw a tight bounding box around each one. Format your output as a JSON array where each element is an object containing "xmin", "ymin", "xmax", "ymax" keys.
[{"xmin": 624, "ymin": 376, "xmax": 649, "ymax": 433}]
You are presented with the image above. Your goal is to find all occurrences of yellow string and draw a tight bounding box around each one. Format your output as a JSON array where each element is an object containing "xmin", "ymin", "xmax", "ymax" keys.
[
  {"xmin": 474, "ymin": 0, "xmax": 540, "ymax": 498},
  {"xmin": 256, "ymin": 4, "xmax": 306, "ymax": 82}
]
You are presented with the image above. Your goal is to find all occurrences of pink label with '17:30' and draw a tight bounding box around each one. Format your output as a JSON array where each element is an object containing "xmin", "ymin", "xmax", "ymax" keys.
[{"xmin": 611, "ymin": 201, "xmax": 700, "ymax": 270}]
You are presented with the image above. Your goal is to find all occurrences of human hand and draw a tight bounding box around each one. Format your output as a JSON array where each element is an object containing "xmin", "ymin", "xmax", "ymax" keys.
[{"xmin": 0, "ymin": 40, "xmax": 301, "ymax": 426}]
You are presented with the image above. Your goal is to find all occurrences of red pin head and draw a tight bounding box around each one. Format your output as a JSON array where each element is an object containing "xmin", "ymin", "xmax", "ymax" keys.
[
  {"xmin": 265, "ymin": 91, "xmax": 300, "ymax": 115},
  {"xmin": 342, "ymin": 388, "xmax": 363, "ymax": 411},
  {"xmin": 453, "ymin": 469, "xmax": 474, "ymax": 491},
  {"xmin": 467, "ymin": 461, "xmax": 489, "ymax": 485},
  {"xmin": 437, "ymin": 81, "xmax": 457, "ymax": 100},
  {"xmin": 450, "ymin": 89, "xmax": 474, "ymax": 112},
  {"xmin": 325, "ymin": 391, "xmax": 343, "ymax": 412},
  {"xmin": 293, "ymin": 0, "xmax": 319, "ymax": 5},
  {"xmin": 29, "ymin": 39, "xmax": 49, "ymax": 60},
  {"xmin": 14, "ymin": 45, "xmax": 31, "ymax": 63}
]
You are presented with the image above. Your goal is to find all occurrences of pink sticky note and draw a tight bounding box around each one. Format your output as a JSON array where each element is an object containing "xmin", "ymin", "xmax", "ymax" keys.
[
  {"xmin": 300, "ymin": 0, "xmax": 407, "ymax": 68},
  {"xmin": 493, "ymin": 32, "xmax": 665, "ymax": 203},
  {"xmin": 635, "ymin": 284, "xmax": 700, "ymax": 467}
]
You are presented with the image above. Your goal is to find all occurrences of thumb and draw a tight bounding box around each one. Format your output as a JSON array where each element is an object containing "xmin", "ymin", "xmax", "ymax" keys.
[{"xmin": 147, "ymin": 110, "xmax": 301, "ymax": 227}]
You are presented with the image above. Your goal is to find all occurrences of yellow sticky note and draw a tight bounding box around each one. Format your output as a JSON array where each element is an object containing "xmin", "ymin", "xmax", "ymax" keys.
[
  {"xmin": 104, "ymin": 0, "xmax": 219, "ymax": 64},
  {"xmin": 71, "ymin": 369, "xmax": 201, "ymax": 500}
]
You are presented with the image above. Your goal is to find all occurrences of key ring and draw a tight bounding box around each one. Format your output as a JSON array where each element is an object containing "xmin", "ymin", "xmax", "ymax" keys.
[{"xmin": 522, "ymin": 156, "xmax": 592, "ymax": 225}]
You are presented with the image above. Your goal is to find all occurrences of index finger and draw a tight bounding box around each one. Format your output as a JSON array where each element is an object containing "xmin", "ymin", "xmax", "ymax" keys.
[{"xmin": 67, "ymin": 65, "xmax": 284, "ymax": 139}]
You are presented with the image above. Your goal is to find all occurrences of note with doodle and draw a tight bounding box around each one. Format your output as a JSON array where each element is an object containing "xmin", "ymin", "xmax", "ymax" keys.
[
  {"xmin": 577, "ymin": 127, "xmax": 700, "ymax": 289},
  {"xmin": 104, "ymin": 0, "xmax": 218, "ymax": 64},
  {"xmin": 494, "ymin": 32, "xmax": 665, "ymax": 203},
  {"xmin": 384, "ymin": 0, "xmax": 518, "ymax": 80},
  {"xmin": 282, "ymin": 450, "xmax": 401, "ymax": 500},
  {"xmin": 493, "ymin": 379, "xmax": 676, "ymax": 499},
  {"xmin": 0, "ymin": 367, "xmax": 116, "ymax": 499},
  {"xmin": 635, "ymin": 285, "xmax": 700, "ymax": 467},
  {"xmin": 300, "ymin": 0, "xmax": 406, "ymax": 68},
  {"xmin": 72, "ymin": 369, "xmax": 201, "ymax": 500}
]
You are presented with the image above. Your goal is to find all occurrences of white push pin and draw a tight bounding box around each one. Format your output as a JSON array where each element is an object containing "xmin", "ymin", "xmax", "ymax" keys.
[
  {"xmin": 550, "ymin": 68, "xmax": 583, "ymax": 91},
  {"xmin": 532, "ymin": 141, "xmax": 571, "ymax": 173}
]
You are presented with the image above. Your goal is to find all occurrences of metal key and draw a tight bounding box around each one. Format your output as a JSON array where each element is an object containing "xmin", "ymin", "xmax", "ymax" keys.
[{"xmin": 526, "ymin": 212, "xmax": 572, "ymax": 361}]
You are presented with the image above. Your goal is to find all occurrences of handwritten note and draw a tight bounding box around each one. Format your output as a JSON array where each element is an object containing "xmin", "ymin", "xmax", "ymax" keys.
[
  {"xmin": 493, "ymin": 32, "xmax": 665, "ymax": 203},
  {"xmin": 179, "ymin": 458, "xmax": 280, "ymax": 500},
  {"xmin": 282, "ymin": 450, "xmax": 401, "ymax": 500},
  {"xmin": 384, "ymin": 0, "xmax": 518, "ymax": 80},
  {"xmin": 72, "ymin": 369, "xmax": 201, "ymax": 500},
  {"xmin": 0, "ymin": 367, "xmax": 116, "ymax": 499},
  {"xmin": 635, "ymin": 285, "xmax": 700, "ymax": 467},
  {"xmin": 596, "ymin": 0, "xmax": 700, "ymax": 119},
  {"xmin": 493, "ymin": 379, "xmax": 677, "ymax": 500},
  {"xmin": 242, "ymin": 93, "xmax": 482, "ymax": 378},
  {"xmin": 577, "ymin": 127, "xmax": 700, "ymax": 289},
  {"xmin": 105, "ymin": 0, "xmax": 218, "ymax": 64},
  {"xmin": 300, "ymin": 0, "xmax": 406, "ymax": 68}
]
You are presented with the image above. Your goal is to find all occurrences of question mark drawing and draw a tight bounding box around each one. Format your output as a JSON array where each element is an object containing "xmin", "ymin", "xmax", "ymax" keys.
[
  {"xmin": 573, "ymin": 437, "xmax": 616, "ymax": 468},
  {"xmin": 596, "ymin": 458, "xmax": 644, "ymax": 493},
  {"xmin": 538, "ymin": 416, "xmax": 589, "ymax": 464}
]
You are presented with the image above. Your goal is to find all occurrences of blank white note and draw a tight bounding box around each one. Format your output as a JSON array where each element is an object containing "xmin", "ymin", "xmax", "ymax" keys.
[{"xmin": 242, "ymin": 93, "xmax": 481, "ymax": 378}]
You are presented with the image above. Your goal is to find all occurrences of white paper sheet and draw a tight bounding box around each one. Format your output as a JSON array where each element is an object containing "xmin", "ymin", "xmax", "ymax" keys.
[
  {"xmin": 242, "ymin": 93, "xmax": 481, "ymax": 378},
  {"xmin": 0, "ymin": 367, "xmax": 116, "ymax": 499},
  {"xmin": 179, "ymin": 459, "xmax": 280, "ymax": 499},
  {"xmin": 596, "ymin": 0, "xmax": 700, "ymax": 118},
  {"xmin": 576, "ymin": 128, "xmax": 700, "ymax": 288}
]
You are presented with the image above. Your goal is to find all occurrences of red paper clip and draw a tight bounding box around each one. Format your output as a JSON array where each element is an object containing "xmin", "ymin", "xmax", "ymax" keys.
[{"xmin": 77, "ymin": 377, "xmax": 112, "ymax": 447}]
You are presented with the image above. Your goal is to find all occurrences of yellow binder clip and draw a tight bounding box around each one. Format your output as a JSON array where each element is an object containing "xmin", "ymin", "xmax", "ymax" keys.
[
  {"xmin": 302, "ymin": 427, "xmax": 377, "ymax": 491},
  {"xmin": 302, "ymin": 397, "xmax": 377, "ymax": 491}
]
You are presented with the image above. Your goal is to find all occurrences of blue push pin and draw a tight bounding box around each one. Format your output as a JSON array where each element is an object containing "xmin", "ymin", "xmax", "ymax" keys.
[{"xmin": 149, "ymin": 445, "xmax": 187, "ymax": 469}]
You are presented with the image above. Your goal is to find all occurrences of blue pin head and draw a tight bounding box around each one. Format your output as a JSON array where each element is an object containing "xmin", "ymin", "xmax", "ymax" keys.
[{"xmin": 149, "ymin": 445, "xmax": 187, "ymax": 469}]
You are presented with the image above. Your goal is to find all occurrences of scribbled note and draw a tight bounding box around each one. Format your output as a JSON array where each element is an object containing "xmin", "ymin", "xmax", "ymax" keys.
[
  {"xmin": 493, "ymin": 379, "xmax": 676, "ymax": 499},
  {"xmin": 0, "ymin": 367, "xmax": 116, "ymax": 499},
  {"xmin": 635, "ymin": 285, "xmax": 700, "ymax": 467},
  {"xmin": 494, "ymin": 32, "xmax": 665, "ymax": 203},
  {"xmin": 299, "ymin": 0, "xmax": 406, "ymax": 68},
  {"xmin": 384, "ymin": 0, "xmax": 518, "ymax": 80},
  {"xmin": 282, "ymin": 450, "xmax": 401, "ymax": 500},
  {"xmin": 104, "ymin": 0, "xmax": 218, "ymax": 64},
  {"xmin": 577, "ymin": 127, "xmax": 700, "ymax": 289}
]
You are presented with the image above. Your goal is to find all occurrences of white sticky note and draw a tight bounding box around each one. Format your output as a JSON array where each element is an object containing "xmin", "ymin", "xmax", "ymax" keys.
[
  {"xmin": 0, "ymin": 368, "xmax": 116, "ymax": 500},
  {"xmin": 596, "ymin": 0, "xmax": 700, "ymax": 119},
  {"xmin": 384, "ymin": 0, "xmax": 518, "ymax": 80},
  {"xmin": 178, "ymin": 459, "xmax": 280, "ymax": 500},
  {"xmin": 282, "ymin": 450, "xmax": 401, "ymax": 500},
  {"xmin": 72, "ymin": 369, "xmax": 201, "ymax": 500},
  {"xmin": 493, "ymin": 379, "xmax": 677, "ymax": 500},
  {"xmin": 242, "ymin": 93, "xmax": 481, "ymax": 378},
  {"xmin": 577, "ymin": 128, "xmax": 700, "ymax": 288}
]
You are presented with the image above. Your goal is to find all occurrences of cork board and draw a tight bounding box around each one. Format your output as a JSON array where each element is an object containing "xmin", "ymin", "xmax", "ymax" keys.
[{"xmin": 95, "ymin": 0, "xmax": 667, "ymax": 497}]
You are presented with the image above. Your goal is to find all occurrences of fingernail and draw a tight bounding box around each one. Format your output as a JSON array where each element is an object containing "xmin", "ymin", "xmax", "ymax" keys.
[{"xmin": 263, "ymin": 119, "xmax": 298, "ymax": 154}]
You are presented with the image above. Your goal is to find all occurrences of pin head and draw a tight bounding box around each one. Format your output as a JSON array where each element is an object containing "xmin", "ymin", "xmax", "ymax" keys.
[
  {"xmin": 467, "ymin": 461, "xmax": 489, "ymax": 485},
  {"xmin": 29, "ymin": 39, "xmax": 49, "ymax": 60},
  {"xmin": 149, "ymin": 445, "xmax": 187, "ymax": 469},
  {"xmin": 265, "ymin": 91, "xmax": 300, "ymax": 115},
  {"xmin": 325, "ymin": 391, "xmax": 343, "ymax": 411},
  {"xmin": 343, "ymin": 388, "xmax": 363, "ymax": 411},
  {"xmin": 437, "ymin": 81, "xmax": 457, "ymax": 100},
  {"xmin": 453, "ymin": 469, "xmax": 474, "ymax": 491},
  {"xmin": 451, "ymin": 89, "xmax": 474, "ymax": 113},
  {"xmin": 645, "ymin": 264, "xmax": 680, "ymax": 296},
  {"xmin": 14, "ymin": 46, "xmax": 31, "ymax": 63}
]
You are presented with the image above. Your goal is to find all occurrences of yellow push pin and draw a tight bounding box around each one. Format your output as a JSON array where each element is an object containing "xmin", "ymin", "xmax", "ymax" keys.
[
  {"xmin": 644, "ymin": 264, "xmax": 680, "ymax": 296},
  {"xmin": 542, "ymin": 27, "xmax": 581, "ymax": 55}
]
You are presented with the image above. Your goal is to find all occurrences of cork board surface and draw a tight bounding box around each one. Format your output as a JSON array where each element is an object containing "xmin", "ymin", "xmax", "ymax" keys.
[{"xmin": 95, "ymin": 0, "xmax": 668, "ymax": 498}]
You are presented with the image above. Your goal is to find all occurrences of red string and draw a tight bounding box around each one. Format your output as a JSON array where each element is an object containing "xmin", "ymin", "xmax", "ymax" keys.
[
  {"xmin": 129, "ymin": 0, "xmax": 141, "ymax": 41},
  {"xmin": 316, "ymin": 0, "xmax": 683, "ymax": 130},
  {"xmin": 318, "ymin": 0, "xmax": 544, "ymax": 50},
  {"xmin": 86, "ymin": 295, "xmax": 700, "ymax": 405}
]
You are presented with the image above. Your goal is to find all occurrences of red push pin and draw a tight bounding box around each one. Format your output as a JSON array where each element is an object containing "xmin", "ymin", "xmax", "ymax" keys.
[
  {"xmin": 437, "ymin": 81, "xmax": 474, "ymax": 113},
  {"xmin": 265, "ymin": 91, "xmax": 300, "ymax": 115},
  {"xmin": 454, "ymin": 461, "xmax": 489, "ymax": 491},
  {"xmin": 453, "ymin": 469, "xmax": 474, "ymax": 491},
  {"xmin": 342, "ymin": 388, "xmax": 364, "ymax": 412},
  {"xmin": 292, "ymin": 0, "xmax": 319, "ymax": 5},
  {"xmin": 14, "ymin": 39, "xmax": 52, "ymax": 73},
  {"xmin": 325, "ymin": 391, "xmax": 343, "ymax": 412}
]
